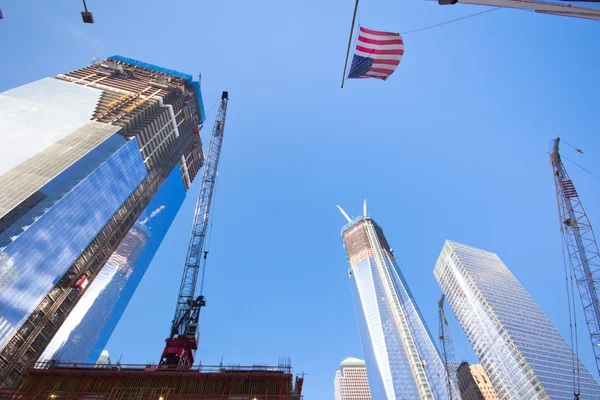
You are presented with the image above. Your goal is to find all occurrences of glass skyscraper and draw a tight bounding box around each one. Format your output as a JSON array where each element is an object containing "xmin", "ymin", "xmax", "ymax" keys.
[
  {"xmin": 0, "ymin": 56, "xmax": 205, "ymax": 388},
  {"xmin": 341, "ymin": 210, "xmax": 457, "ymax": 400},
  {"xmin": 434, "ymin": 240, "xmax": 600, "ymax": 399}
]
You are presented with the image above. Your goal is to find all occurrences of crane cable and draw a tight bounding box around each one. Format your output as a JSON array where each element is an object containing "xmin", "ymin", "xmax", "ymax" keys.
[
  {"xmin": 563, "ymin": 155, "xmax": 600, "ymax": 182},
  {"xmin": 199, "ymin": 176, "xmax": 218, "ymax": 296},
  {"xmin": 559, "ymin": 140, "xmax": 600, "ymax": 181},
  {"xmin": 562, "ymin": 140, "xmax": 584, "ymax": 155},
  {"xmin": 201, "ymin": 98, "xmax": 220, "ymax": 125},
  {"xmin": 199, "ymin": 157, "xmax": 221, "ymax": 297},
  {"xmin": 400, "ymin": 8, "xmax": 501, "ymax": 35},
  {"xmin": 561, "ymin": 231, "xmax": 581, "ymax": 397},
  {"xmin": 354, "ymin": 0, "xmax": 500, "ymax": 36},
  {"xmin": 196, "ymin": 93, "xmax": 224, "ymax": 297}
]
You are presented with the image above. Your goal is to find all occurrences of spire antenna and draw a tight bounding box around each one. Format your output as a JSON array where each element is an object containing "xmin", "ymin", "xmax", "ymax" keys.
[
  {"xmin": 363, "ymin": 200, "xmax": 367, "ymax": 217},
  {"xmin": 337, "ymin": 205, "xmax": 352, "ymax": 222}
]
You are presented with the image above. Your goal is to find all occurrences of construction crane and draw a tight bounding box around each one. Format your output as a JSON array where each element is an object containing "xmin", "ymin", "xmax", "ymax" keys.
[
  {"xmin": 160, "ymin": 91, "xmax": 229, "ymax": 366},
  {"xmin": 551, "ymin": 137, "xmax": 600, "ymax": 379},
  {"xmin": 438, "ymin": 0, "xmax": 600, "ymax": 21},
  {"xmin": 438, "ymin": 294, "xmax": 455, "ymax": 400}
]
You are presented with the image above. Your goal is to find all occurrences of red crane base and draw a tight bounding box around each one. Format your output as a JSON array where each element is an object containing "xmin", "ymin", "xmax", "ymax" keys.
[{"xmin": 161, "ymin": 336, "xmax": 198, "ymax": 366}]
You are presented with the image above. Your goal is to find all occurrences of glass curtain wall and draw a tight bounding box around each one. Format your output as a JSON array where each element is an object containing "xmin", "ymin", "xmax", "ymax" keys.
[
  {"xmin": 434, "ymin": 241, "xmax": 600, "ymax": 400},
  {"xmin": 342, "ymin": 216, "xmax": 457, "ymax": 400},
  {"xmin": 40, "ymin": 166, "xmax": 187, "ymax": 363}
]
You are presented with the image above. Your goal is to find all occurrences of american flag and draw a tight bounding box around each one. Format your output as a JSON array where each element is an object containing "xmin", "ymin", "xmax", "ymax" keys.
[{"xmin": 347, "ymin": 26, "xmax": 404, "ymax": 81}]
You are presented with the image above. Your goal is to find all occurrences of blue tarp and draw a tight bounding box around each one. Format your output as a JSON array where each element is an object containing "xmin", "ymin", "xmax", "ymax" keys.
[
  {"xmin": 190, "ymin": 81, "xmax": 205, "ymax": 123},
  {"xmin": 108, "ymin": 55, "xmax": 206, "ymax": 121}
]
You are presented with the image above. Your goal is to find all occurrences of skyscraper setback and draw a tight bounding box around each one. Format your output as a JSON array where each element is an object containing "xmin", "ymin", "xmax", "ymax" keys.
[
  {"xmin": 434, "ymin": 240, "xmax": 600, "ymax": 399},
  {"xmin": 334, "ymin": 357, "xmax": 372, "ymax": 400},
  {"xmin": 0, "ymin": 56, "xmax": 205, "ymax": 388},
  {"xmin": 340, "ymin": 205, "xmax": 456, "ymax": 400}
]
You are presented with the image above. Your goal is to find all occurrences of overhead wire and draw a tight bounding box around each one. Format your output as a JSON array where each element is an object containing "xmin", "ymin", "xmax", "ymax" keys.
[
  {"xmin": 201, "ymin": 97, "xmax": 220, "ymax": 125},
  {"xmin": 356, "ymin": 0, "xmax": 499, "ymax": 36},
  {"xmin": 455, "ymin": 330, "xmax": 472, "ymax": 359},
  {"xmin": 562, "ymin": 154, "xmax": 600, "ymax": 182},
  {"xmin": 445, "ymin": 302, "xmax": 472, "ymax": 363},
  {"xmin": 562, "ymin": 140, "xmax": 584, "ymax": 155},
  {"xmin": 400, "ymin": 7, "xmax": 501, "ymax": 35}
]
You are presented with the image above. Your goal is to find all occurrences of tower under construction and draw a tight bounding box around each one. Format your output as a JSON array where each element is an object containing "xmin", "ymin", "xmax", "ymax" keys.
[
  {"xmin": 0, "ymin": 361, "xmax": 304, "ymax": 400},
  {"xmin": 0, "ymin": 56, "xmax": 205, "ymax": 388},
  {"xmin": 339, "ymin": 202, "xmax": 456, "ymax": 400}
]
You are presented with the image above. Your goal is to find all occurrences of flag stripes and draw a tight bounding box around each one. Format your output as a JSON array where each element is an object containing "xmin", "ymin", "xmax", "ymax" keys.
[{"xmin": 347, "ymin": 26, "xmax": 404, "ymax": 81}]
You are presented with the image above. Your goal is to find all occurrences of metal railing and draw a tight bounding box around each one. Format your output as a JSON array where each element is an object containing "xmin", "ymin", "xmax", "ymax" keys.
[
  {"xmin": 0, "ymin": 390, "xmax": 302, "ymax": 400},
  {"xmin": 33, "ymin": 361, "xmax": 293, "ymax": 374}
]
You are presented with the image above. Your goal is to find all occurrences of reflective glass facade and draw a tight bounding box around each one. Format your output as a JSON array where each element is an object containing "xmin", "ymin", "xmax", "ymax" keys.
[
  {"xmin": 0, "ymin": 78, "xmax": 118, "ymax": 221},
  {"xmin": 0, "ymin": 137, "xmax": 147, "ymax": 350},
  {"xmin": 434, "ymin": 241, "xmax": 600, "ymax": 400},
  {"xmin": 0, "ymin": 57, "xmax": 205, "ymax": 389},
  {"xmin": 0, "ymin": 132, "xmax": 127, "ymax": 250},
  {"xmin": 40, "ymin": 166, "xmax": 187, "ymax": 363},
  {"xmin": 342, "ymin": 216, "xmax": 457, "ymax": 400}
]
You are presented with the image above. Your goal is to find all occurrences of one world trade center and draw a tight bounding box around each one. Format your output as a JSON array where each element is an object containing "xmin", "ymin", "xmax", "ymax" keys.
[{"xmin": 339, "ymin": 202, "xmax": 456, "ymax": 400}]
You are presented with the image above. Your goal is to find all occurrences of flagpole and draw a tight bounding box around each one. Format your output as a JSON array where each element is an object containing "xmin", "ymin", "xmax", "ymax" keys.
[{"xmin": 341, "ymin": 0, "xmax": 360, "ymax": 89}]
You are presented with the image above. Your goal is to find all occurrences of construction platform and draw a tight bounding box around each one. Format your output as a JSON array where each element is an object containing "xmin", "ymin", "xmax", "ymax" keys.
[{"xmin": 0, "ymin": 361, "xmax": 304, "ymax": 400}]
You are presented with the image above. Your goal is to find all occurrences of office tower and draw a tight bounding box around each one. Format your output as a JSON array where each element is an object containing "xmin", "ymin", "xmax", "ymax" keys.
[
  {"xmin": 334, "ymin": 357, "xmax": 372, "ymax": 400},
  {"xmin": 340, "ymin": 206, "xmax": 457, "ymax": 400},
  {"xmin": 0, "ymin": 56, "xmax": 205, "ymax": 388},
  {"xmin": 434, "ymin": 241, "xmax": 600, "ymax": 399},
  {"xmin": 457, "ymin": 362, "xmax": 498, "ymax": 400}
]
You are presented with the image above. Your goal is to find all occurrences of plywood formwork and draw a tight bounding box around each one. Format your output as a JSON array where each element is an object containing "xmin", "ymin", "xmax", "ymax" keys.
[{"xmin": 0, "ymin": 363, "xmax": 304, "ymax": 400}]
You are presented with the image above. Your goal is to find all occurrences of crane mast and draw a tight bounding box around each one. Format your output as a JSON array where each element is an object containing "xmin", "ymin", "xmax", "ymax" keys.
[
  {"xmin": 160, "ymin": 91, "xmax": 229, "ymax": 366},
  {"xmin": 551, "ymin": 137, "xmax": 600, "ymax": 376},
  {"xmin": 438, "ymin": 294, "xmax": 455, "ymax": 400}
]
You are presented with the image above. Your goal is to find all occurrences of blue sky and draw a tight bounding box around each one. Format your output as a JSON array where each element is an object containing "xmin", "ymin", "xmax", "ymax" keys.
[{"xmin": 2, "ymin": 0, "xmax": 600, "ymax": 398}]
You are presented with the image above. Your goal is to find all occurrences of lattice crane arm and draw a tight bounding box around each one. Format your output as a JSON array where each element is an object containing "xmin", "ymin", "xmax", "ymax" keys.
[
  {"xmin": 160, "ymin": 91, "xmax": 229, "ymax": 366},
  {"xmin": 438, "ymin": 294, "xmax": 456, "ymax": 400},
  {"xmin": 551, "ymin": 137, "xmax": 600, "ymax": 378}
]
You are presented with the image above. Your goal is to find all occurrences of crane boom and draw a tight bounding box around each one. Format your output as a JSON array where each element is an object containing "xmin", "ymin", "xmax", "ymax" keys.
[
  {"xmin": 438, "ymin": 294, "xmax": 455, "ymax": 400},
  {"xmin": 437, "ymin": 0, "xmax": 600, "ymax": 20},
  {"xmin": 551, "ymin": 137, "xmax": 600, "ymax": 377},
  {"xmin": 160, "ymin": 91, "xmax": 229, "ymax": 366}
]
